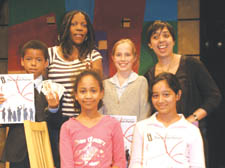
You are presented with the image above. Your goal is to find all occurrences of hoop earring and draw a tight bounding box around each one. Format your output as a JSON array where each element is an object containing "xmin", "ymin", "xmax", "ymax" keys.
[{"xmin": 57, "ymin": 35, "xmax": 60, "ymax": 42}]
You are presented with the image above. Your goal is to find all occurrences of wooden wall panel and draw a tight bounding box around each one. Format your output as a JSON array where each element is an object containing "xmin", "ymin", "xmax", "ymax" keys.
[
  {"xmin": 178, "ymin": 0, "xmax": 199, "ymax": 19},
  {"xmin": 0, "ymin": 0, "xmax": 8, "ymax": 25},
  {"xmin": 0, "ymin": 127, "xmax": 7, "ymax": 168},
  {"xmin": 0, "ymin": 27, "xmax": 8, "ymax": 59},
  {"xmin": 177, "ymin": 0, "xmax": 200, "ymax": 56},
  {"xmin": 0, "ymin": 1, "xmax": 8, "ymax": 168},
  {"xmin": 178, "ymin": 21, "xmax": 200, "ymax": 55},
  {"xmin": 0, "ymin": 60, "xmax": 7, "ymax": 73}
]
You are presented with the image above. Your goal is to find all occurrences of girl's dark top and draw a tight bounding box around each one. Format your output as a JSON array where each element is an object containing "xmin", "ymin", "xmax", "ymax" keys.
[{"xmin": 145, "ymin": 55, "xmax": 222, "ymax": 129}]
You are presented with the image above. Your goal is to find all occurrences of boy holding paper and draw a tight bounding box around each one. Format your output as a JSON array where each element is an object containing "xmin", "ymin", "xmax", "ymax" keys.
[{"xmin": 0, "ymin": 40, "xmax": 63, "ymax": 168}]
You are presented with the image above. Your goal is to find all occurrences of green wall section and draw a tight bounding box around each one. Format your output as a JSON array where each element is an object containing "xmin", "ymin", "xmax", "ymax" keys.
[
  {"xmin": 139, "ymin": 22, "xmax": 157, "ymax": 75},
  {"xmin": 138, "ymin": 21, "xmax": 178, "ymax": 75},
  {"xmin": 9, "ymin": 0, "xmax": 65, "ymax": 28}
]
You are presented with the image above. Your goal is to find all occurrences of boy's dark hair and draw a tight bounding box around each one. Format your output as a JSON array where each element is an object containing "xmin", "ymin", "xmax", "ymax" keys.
[
  {"xmin": 21, "ymin": 40, "xmax": 49, "ymax": 60},
  {"xmin": 59, "ymin": 10, "xmax": 96, "ymax": 61},
  {"xmin": 147, "ymin": 20, "xmax": 176, "ymax": 43},
  {"xmin": 74, "ymin": 70, "xmax": 103, "ymax": 110}
]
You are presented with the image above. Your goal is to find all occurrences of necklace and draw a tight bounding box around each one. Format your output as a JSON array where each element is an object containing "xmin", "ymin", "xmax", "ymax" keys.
[{"xmin": 158, "ymin": 54, "xmax": 175, "ymax": 73}]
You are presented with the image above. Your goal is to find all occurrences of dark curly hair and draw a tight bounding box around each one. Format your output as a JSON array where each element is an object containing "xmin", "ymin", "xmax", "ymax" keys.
[{"xmin": 59, "ymin": 10, "xmax": 96, "ymax": 61}]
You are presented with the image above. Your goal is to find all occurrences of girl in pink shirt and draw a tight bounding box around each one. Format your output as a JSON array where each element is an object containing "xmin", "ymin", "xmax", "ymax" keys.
[{"xmin": 60, "ymin": 70, "xmax": 126, "ymax": 168}]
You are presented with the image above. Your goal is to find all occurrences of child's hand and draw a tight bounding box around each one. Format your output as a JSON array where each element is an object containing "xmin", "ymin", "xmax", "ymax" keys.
[
  {"xmin": 0, "ymin": 93, "xmax": 6, "ymax": 104},
  {"xmin": 45, "ymin": 91, "xmax": 59, "ymax": 109}
]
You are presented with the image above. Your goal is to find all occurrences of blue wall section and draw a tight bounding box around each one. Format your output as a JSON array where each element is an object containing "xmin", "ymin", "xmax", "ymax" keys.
[
  {"xmin": 144, "ymin": 0, "xmax": 177, "ymax": 21},
  {"xmin": 65, "ymin": 0, "xmax": 95, "ymax": 22}
]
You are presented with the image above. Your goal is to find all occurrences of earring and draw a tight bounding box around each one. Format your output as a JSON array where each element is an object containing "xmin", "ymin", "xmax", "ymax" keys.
[{"xmin": 57, "ymin": 35, "xmax": 60, "ymax": 42}]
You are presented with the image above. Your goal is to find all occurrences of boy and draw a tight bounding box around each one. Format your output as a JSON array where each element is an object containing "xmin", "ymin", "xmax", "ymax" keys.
[{"xmin": 0, "ymin": 40, "xmax": 61, "ymax": 168}]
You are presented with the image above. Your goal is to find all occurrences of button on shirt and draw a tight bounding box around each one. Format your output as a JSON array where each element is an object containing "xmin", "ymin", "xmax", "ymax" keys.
[{"xmin": 109, "ymin": 71, "xmax": 138, "ymax": 99}]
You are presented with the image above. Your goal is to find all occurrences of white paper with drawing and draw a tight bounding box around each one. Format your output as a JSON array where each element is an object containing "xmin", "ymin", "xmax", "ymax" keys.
[
  {"xmin": 110, "ymin": 115, "xmax": 137, "ymax": 156},
  {"xmin": 0, "ymin": 74, "xmax": 35, "ymax": 124}
]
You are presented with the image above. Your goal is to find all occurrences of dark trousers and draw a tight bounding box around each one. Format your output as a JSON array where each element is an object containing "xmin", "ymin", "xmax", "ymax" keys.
[
  {"xmin": 48, "ymin": 115, "xmax": 71, "ymax": 168},
  {"xmin": 10, "ymin": 155, "xmax": 30, "ymax": 168},
  {"xmin": 49, "ymin": 127, "xmax": 60, "ymax": 168}
]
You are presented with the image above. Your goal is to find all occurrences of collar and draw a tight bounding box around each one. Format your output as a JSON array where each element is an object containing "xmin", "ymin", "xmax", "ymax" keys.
[
  {"xmin": 109, "ymin": 71, "xmax": 138, "ymax": 88},
  {"xmin": 34, "ymin": 75, "xmax": 43, "ymax": 93},
  {"xmin": 151, "ymin": 112, "xmax": 185, "ymax": 128}
]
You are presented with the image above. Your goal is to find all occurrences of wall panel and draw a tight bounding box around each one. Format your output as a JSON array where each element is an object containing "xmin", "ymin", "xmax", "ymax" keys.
[
  {"xmin": 94, "ymin": 0, "xmax": 146, "ymax": 76},
  {"xmin": 177, "ymin": 0, "xmax": 200, "ymax": 56},
  {"xmin": 0, "ymin": 0, "xmax": 8, "ymax": 25},
  {"xmin": 8, "ymin": 13, "xmax": 58, "ymax": 71},
  {"xmin": 178, "ymin": 21, "xmax": 200, "ymax": 55},
  {"xmin": 178, "ymin": 0, "xmax": 199, "ymax": 19},
  {"xmin": 0, "ymin": 27, "xmax": 7, "ymax": 59},
  {"xmin": 144, "ymin": 0, "xmax": 177, "ymax": 21},
  {"xmin": 9, "ymin": 0, "xmax": 65, "ymax": 28},
  {"xmin": 65, "ymin": 0, "xmax": 95, "ymax": 22}
]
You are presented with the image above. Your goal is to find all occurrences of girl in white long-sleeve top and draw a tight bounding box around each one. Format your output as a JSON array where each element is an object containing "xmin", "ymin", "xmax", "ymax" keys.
[{"xmin": 129, "ymin": 72, "xmax": 205, "ymax": 168}]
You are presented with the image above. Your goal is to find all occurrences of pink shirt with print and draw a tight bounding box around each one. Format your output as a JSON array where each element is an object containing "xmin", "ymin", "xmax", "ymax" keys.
[{"xmin": 60, "ymin": 115, "xmax": 126, "ymax": 168}]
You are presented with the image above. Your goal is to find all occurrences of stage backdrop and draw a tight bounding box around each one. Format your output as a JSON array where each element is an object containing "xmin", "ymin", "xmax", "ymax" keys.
[{"xmin": 8, "ymin": 0, "xmax": 178, "ymax": 77}]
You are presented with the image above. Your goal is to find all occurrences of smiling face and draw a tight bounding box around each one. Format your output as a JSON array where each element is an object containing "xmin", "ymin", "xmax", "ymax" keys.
[
  {"xmin": 21, "ymin": 49, "xmax": 48, "ymax": 79},
  {"xmin": 69, "ymin": 12, "xmax": 88, "ymax": 45},
  {"xmin": 151, "ymin": 80, "xmax": 181, "ymax": 116},
  {"xmin": 148, "ymin": 27, "xmax": 175, "ymax": 58},
  {"xmin": 75, "ymin": 75, "xmax": 104, "ymax": 113},
  {"xmin": 112, "ymin": 42, "xmax": 136, "ymax": 74}
]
